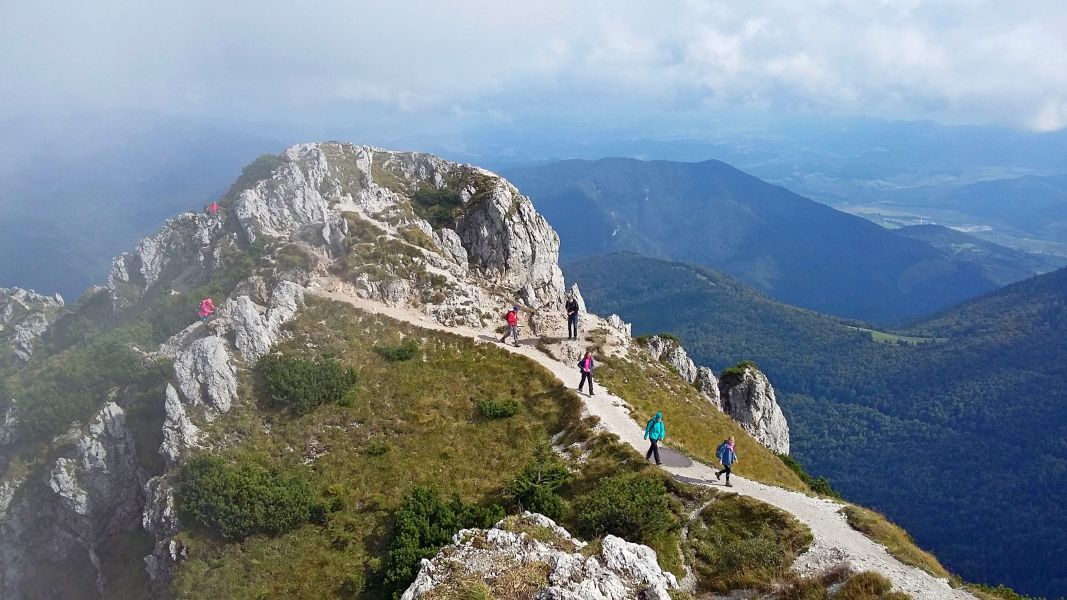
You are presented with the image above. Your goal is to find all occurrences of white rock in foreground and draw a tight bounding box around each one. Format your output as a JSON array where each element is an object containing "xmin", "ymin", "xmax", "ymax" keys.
[{"xmin": 402, "ymin": 513, "xmax": 677, "ymax": 600}]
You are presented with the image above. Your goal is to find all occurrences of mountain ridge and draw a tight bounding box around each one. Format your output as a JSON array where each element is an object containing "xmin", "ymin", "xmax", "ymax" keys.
[{"xmin": 504, "ymin": 157, "xmax": 1032, "ymax": 325}]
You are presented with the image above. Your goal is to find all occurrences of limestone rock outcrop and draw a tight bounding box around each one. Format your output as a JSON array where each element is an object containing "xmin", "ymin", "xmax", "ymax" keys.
[
  {"xmin": 0, "ymin": 402, "xmax": 145, "ymax": 599},
  {"xmin": 161, "ymin": 384, "xmax": 200, "ymax": 467},
  {"xmin": 173, "ymin": 335, "xmax": 238, "ymax": 416},
  {"xmin": 226, "ymin": 279, "xmax": 305, "ymax": 362},
  {"xmin": 718, "ymin": 363, "xmax": 791, "ymax": 454},
  {"xmin": 402, "ymin": 513, "xmax": 677, "ymax": 600},
  {"xmin": 644, "ymin": 335, "xmax": 699, "ymax": 384},
  {"xmin": 0, "ymin": 287, "xmax": 64, "ymax": 362}
]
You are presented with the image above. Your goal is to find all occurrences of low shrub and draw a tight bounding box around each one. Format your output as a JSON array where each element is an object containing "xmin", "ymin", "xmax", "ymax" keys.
[
  {"xmin": 719, "ymin": 360, "xmax": 758, "ymax": 386},
  {"xmin": 572, "ymin": 471, "xmax": 678, "ymax": 545},
  {"xmin": 176, "ymin": 454, "xmax": 317, "ymax": 540},
  {"xmin": 256, "ymin": 354, "xmax": 357, "ymax": 416},
  {"xmin": 505, "ymin": 443, "xmax": 570, "ymax": 519},
  {"xmin": 835, "ymin": 571, "xmax": 911, "ymax": 599},
  {"xmin": 381, "ymin": 487, "xmax": 504, "ymax": 597},
  {"xmin": 375, "ymin": 339, "xmax": 419, "ymax": 362},
  {"xmin": 475, "ymin": 397, "xmax": 519, "ymax": 420},
  {"xmin": 686, "ymin": 494, "xmax": 813, "ymax": 592},
  {"xmin": 777, "ymin": 453, "xmax": 841, "ymax": 498},
  {"xmin": 411, "ymin": 187, "xmax": 463, "ymax": 228}
]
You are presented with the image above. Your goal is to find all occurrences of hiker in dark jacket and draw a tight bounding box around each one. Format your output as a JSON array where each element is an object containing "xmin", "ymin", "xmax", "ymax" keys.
[
  {"xmin": 565, "ymin": 293, "xmax": 580, "ymax": 340},
  {"xmin": 715, "ymin": 436, "xmax": 738, "ymax": 487},
  {"xmin": 499, "ymin": 304, "xmax": 521, "ymax": 347},
  {"xmin": 644, "ymin": 411, "xmax": 665, "ymax": 465},
  {"xmin": 577, "ymin": 351, "xmax": 595, "ymax": 395}
]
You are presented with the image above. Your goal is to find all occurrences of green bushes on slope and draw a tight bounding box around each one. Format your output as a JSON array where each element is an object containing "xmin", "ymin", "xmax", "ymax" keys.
[
  {"xmin": 504, "ymin": 443, "xmax": 570, "ymax": 519},
  {"xmin": 176, "ymin": 454, "xmax": 317, "ymax": 540},
  {"xmin": 256, "ymin": 354, "xmax": 358, "ymax": 415},
  {"xmin": 687, "ymin": 493, "xmax": 813, "ymax": 592},
  {"xmin": 572, "ymin": 471, "xmax": 679, "ymax": 545},
  {"xmin": 380, "ymin": 486, "xmax": 504, "ymax": 597}
]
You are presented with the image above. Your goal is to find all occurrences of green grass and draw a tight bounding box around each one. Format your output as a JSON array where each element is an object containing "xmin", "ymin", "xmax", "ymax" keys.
[
  {"xmin": 840, "ymin": 505, "xmax": 952, "ymax": 580},
  {"xmin": 596, "ymin": 354, "xmax": 809, "ymax": 492},
  {"xmin": 846, "ymin": 326, "xmax": 947, "ymax": 345},
  {"xmin": 686, "ymin": 493, "xmax": 813, "ymax": 592},
  {"xmin": 172, "ymin": 297, "xmax": 595, "ymax": 598}
]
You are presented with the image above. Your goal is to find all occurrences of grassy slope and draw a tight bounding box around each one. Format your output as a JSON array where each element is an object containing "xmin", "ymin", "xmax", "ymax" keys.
[
  {"xmin": 169, "ymin": 296, "xmax": 719, "ymax": 598},
  {"xmin": 596, "ymin": 352, "xmax": 808, "ymax": 492},
  {"xmin": 174, "ymin": 297, "xmax": 592, "ymax": 597}
]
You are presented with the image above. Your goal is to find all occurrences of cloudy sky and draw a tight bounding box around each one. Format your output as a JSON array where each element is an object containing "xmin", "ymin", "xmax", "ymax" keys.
[{"xmin": 3, "ymin": 0, "xmax": 1067, "ymax": 133}]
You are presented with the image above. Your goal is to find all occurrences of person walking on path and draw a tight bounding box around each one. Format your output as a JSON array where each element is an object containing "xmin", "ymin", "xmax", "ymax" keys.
[
  {"xmin": 500, "ymin": 304, "xmax": 521, "ymax": 347},
  {"xmin": 206, "ymin": 201, "xmax": 219, "ymax": 216},
  {"xmin": 715, "ymin": 436, "xmax": 738, "ymax": 487},
  {"xmin": 198, "ymin": 297, "xmax": 217, "ymax": 322},
  {"xmin": 565, "ymin": 293, "xmax": 580, "ymax": 340},
  {"xmin": 644, "ymin": 411, "xmax": 665, "ymax": 465},
  {"xmin": 577, "ymin": 350, "xmax": 595, "ymax": 396}
]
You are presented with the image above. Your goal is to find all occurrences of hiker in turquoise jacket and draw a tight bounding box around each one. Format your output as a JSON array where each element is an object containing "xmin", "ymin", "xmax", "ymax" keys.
[
  {"xmin": 644, "ymin": 412, "xmax": 666, "ymax": 466},
  {"xmin": 715, "ymin": 436, "xmax": 738, "ymax": 487}
]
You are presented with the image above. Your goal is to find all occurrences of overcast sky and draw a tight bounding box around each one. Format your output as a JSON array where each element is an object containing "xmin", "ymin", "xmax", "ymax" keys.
[{"xmin": 3, "ymin": 0, "xmax": 1067, "ymax": 133}]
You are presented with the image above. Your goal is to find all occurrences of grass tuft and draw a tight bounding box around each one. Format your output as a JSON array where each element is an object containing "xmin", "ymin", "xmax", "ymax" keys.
[{"xmin": 840, "ymin": 505, "xmax": 951, "ymax": 580}]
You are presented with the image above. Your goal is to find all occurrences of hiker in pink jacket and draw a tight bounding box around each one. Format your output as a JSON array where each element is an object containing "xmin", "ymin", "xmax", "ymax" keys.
[{"xmin": 198, "ymin": 298, "xmax": 216, "ymax": 322}]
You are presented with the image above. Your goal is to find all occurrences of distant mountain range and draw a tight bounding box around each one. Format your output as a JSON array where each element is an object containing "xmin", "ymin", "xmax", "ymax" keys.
[
  {"xmin": 504, "ymin": 158, "xmax": 1058, "ymax": 325},
  {"xmin": 569, "ymin": 252, "xmax": 1067, "ymax": 597}
]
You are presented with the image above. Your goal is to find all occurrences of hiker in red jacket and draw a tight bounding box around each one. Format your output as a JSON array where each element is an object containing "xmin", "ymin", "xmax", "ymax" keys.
[
  {"xmin": 206, "ymin": 201, "xmax": 219, "ymax": 216},
  {"xmin": 198, "ymin": 298, "xmax": 216, "ymax": 322},
  {"xmin": 499, "ymin": 304, "xmax": 521, "ymax": 347}
]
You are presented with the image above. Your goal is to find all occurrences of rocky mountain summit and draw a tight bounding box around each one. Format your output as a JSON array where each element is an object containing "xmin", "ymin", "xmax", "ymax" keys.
[{"xmin": 0, "ymin": 142, "xmax": 795, "ymax": 598}]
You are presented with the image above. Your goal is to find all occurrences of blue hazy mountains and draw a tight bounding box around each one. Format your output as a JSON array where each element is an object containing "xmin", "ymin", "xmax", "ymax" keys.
[{"xmin": 505, "ymin": 158, "xmax": 1057, "ymax": 324}]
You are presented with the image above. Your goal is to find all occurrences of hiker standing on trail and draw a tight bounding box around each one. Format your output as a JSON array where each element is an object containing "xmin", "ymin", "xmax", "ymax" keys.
[
  {"xmin": 206, "ymin": 201, "xmax": 219, "ymax": 216},
  {"xmin": 577, "ymin": 350, "xmax": 595, "ymax": 396},
  {"xmin": 500, "ymin": 304, "xmax": 521, "ymax": 347},
  {"xmin": 565, "ymin": 292, "xmax": 580, "ymax": 340},
  {"xmin": 715, "ymin": 436, "xmax": 738, "ymax": 487},
  {"xmin": 198, "ymin": 297, "xmax": 216, "ymax": 322},
  {"xmin": 644, "ymin": 412, "xmax": 665, "ymax": 465}
]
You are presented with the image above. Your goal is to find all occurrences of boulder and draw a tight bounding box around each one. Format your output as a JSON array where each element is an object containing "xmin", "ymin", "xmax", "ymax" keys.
[
  {"xmin": 173, "ymin": 335, "xmax": 238, "ymax": 415},
  {"xmin": 402, "ymin": 513, "xmax": 677, "ymax": 600}
]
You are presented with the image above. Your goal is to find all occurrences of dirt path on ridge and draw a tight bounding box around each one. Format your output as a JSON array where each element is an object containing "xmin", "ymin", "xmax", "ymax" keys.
[{"xmin": 308, "ymin": 284, "xmax": 974, "ymax": 600}]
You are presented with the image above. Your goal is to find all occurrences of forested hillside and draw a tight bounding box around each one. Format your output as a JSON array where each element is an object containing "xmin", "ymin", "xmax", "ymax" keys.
[
  {"xmin": 569, "ymin": 252, "xmax": 1067, "ymax": 597},
  {"xmin": 505, "ymin": 158, "xmax": 1006, "ymax": 325}
]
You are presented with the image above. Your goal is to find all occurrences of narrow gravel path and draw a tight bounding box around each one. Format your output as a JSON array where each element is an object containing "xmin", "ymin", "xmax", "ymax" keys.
[{"xmin": 310, "ymin": 286, "xmax": 974, "ymax": 599}]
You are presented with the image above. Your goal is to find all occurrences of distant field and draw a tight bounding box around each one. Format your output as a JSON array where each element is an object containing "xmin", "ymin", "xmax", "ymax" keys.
[{"xmin": 846, "ymin": 326, "xmax": 946, "ymax": 345}]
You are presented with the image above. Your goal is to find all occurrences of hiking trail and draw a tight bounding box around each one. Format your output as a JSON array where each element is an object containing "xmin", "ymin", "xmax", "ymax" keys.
[{"xmin": 309, "ymin": 282, "xmax": 974, "ymax": 600}]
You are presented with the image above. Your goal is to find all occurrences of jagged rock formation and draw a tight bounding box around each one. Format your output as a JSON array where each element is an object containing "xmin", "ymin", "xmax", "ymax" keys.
[
  {"xmin": 644, "ymin": 335, "xmax": 699, "ymax": 383},
  {"xmin": 0, "ymin": 402, "xmax": 145, "ymax": 599},
  {"xmin": 640, "ymin": 335, "xmax": 792, "ymax": 453},
  {"xmin": 641, "ymin": 335, "xmax": 722, "ymax": 411},
  {"xmin": 402, "ymin": 513, "xmax": 678, "ymax": 600},
  {"xmin": 0, "ymin": 287, "xmax": 64, "ymax": 362},
  {"xmin": 718, "ymin": 363, "xmax": 791, "ymax": 454}
]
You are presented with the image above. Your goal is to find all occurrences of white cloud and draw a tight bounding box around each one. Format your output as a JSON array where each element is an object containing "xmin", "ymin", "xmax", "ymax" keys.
[{"xmin": 2, "ymin": 0, "xmax": 1066, "ymax": 131}]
